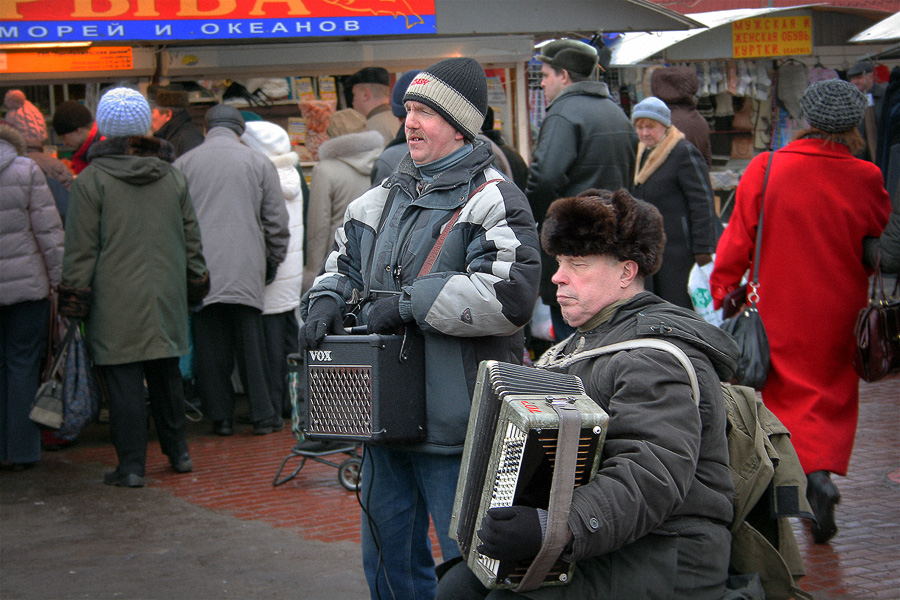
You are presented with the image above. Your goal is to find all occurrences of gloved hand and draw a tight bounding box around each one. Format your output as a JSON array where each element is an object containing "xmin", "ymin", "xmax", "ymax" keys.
[
  {"xmin": 300, "ymin": 296, "xmax": 344, "ymax": 350},
  {"xmin": 366, "ymin": 295, "xmax": 406, "ymax": 334},
  {"xmin": 476, "ymin": 506, "xmax": 545, "ymax": 563}
]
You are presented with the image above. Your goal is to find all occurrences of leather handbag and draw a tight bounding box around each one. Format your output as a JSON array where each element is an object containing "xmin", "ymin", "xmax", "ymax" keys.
[
  {"xmin": 720, "ymin": 151, "xmax": 774, "ymax": 390},
  {"xmin": 30, "ymin": 325, "xmax": 76, "ymax": 429},
  {"xmin": 853, "ymin": 250, "xmax": 900, "ymax": 382}
]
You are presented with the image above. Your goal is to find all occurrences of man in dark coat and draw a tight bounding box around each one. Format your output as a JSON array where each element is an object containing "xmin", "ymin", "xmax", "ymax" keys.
[
  {"xmin": 525, "ymin": 39, "xmax": 638, "ymax": 341},
  {"xmin": 149, "ymin": 87, "xmax": 205, "ymax": 158},
  {"xmin": 437, "ymin": 189, "xmax": 737, "ymax": 600}
]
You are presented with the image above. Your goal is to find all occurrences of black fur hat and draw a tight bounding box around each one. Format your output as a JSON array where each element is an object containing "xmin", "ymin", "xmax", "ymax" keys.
[{"xmin": 540, "ymin": 188, "xmax": 666, "ymax": 277}]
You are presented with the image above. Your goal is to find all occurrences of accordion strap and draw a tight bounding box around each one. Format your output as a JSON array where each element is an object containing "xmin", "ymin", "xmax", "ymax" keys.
[{"xmin": 516, "ymin": 402, "xmax": 581, "ymax": 593}]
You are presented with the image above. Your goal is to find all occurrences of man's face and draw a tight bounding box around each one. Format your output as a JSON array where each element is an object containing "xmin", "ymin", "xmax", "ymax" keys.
[
  {"xmin": 151, "ymin": 107, "xmax": 173, "ymax": 132},
  {"xmin": 540, "ymin": 63, "xmax": 568, "ymax": 105},
  {"xmin": 60, "ymin": 126, "xmax": 90, "ymax": 148},
  {"xmin": 850, "ymin": 72, "xmax": 873, "ymax": 94},
  {"xmin": 551, "ymin": 254, "xmax": 628, "ymax": 328},
  {"xmin": 404, "ymin": 100, "xmax": 464, "ymax": 165}
]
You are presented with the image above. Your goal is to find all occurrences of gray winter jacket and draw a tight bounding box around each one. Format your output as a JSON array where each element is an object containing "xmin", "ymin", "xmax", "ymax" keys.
[
  {"xmin": 0, "ymin": 124, "xmax": 64, "ymax": 306},
  {"xmin": 302, "ymin": 141, "xmax": 541, "ymax": 453},
  {"xmin": 537, "ymin": 292, "xmax": 736, "ymax": 582},
  {"xmin": 174, "ymin": 127, "xmax": 289, "ymax": 310},
  {"xmin": 525, "ymin": 81, "xmax": 638, "ymax": 304}
]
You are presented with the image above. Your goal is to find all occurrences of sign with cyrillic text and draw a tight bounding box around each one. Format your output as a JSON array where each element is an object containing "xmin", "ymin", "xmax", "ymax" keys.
[
  {"xmin": 0, "ymin": 0, "xmax": 437, "ymax": 44},
  {"xmin": 732, "ymin": 16, "xmax": 812, "ymax": 58}
]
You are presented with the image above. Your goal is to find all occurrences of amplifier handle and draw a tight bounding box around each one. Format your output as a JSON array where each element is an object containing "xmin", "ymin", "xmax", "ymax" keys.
[{"xmin": 516, "ymin": 402, "xmax": 581, "ymax": 592}]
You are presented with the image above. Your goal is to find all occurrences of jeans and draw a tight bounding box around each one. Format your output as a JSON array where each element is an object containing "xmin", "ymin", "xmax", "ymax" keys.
[{"xmin": 360, "ymin": 445, "xmax": 462, "ymax": 600}]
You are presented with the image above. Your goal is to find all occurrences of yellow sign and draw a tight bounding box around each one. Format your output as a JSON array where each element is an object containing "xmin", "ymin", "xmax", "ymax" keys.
[
  {"xmin": 0, "ymin": 46, "xmax": 133, "ymax": 73},
  {"xmin": 732, "ymin": 16, "xmax": 811, "ymax": 59}
]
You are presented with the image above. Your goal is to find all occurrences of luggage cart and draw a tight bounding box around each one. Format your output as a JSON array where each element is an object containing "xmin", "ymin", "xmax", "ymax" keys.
[{"xmin": 272, "ymin": 440, "xmax": 362, "ymax": 491}]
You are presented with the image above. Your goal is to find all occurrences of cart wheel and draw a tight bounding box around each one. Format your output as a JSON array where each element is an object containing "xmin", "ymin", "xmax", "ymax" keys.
[{"xmin": 339, "ymin": 457, "xmax": 362, "ymax": 491}]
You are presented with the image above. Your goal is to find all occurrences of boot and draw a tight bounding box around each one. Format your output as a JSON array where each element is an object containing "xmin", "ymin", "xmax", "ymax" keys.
[{"xmin": 807, "ymin": 470, "xmax": 840, "ymax": 544}]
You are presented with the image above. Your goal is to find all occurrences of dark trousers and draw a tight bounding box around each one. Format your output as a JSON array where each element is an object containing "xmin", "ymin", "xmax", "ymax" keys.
[
  {"xmin": 96, "ymin": 357, "xmax": 188, "ymax": 476},
  {"xmin": 192, "ymin": 303, "xmax": 274, "ymax": 424},
  {"xmin": 0, "ymin": 299, "xmax": 49, "ymax": 464},
  {"xmin": 262, "ymin": 310, "xmax": 299, "ymax": 418}
]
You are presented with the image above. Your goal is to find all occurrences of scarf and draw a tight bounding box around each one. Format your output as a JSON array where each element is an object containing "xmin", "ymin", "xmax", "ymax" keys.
[{"xmin": 633, "ymin": 126, "xmax": 685, "ymax": 187}]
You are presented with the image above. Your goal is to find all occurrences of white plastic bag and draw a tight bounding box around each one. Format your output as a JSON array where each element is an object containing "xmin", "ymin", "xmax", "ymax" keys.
[
  {"xmin": 688, "ymin": 261, "xmax": 723, "ymax": 327},
  {"xmin": 530, "ymin": 298, "xmax": 555, "ymax": 342}
]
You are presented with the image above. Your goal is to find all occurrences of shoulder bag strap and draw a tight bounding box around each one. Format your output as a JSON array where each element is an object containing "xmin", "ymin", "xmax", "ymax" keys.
[
  {"xmin": 416, "ymin": 178, "xmax": 503, "ymax": 277},
  {"xmin": 748, "ymin": 151, "xmax": 775, "ymax": 305}
]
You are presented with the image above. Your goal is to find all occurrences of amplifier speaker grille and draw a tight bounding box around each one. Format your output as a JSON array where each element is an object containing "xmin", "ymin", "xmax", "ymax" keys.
[{"xmin": 308, "ymin": 366, "xmax": 373, "ymax": 437}]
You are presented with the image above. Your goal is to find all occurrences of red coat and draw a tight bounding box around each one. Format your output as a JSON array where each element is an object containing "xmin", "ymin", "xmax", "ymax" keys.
[{"xmin": 710, "ymin": 139, "xmax": 890, "ymax": 475}]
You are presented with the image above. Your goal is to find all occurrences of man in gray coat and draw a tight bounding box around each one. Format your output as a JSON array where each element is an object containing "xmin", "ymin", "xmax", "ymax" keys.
[
  {"xmin": 174, "ymin": 105, "xmax": 289, "ymax": 436},
  {"xmin": 525, "ymin": 39, "xmax": 638, "ymax": 341}
]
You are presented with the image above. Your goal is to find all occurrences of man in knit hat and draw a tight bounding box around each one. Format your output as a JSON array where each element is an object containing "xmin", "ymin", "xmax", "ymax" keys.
[
  {"xmin": 346, "ymin": 66, "xmax": 397, "ymax": 148},
  {"xmin": 59, "ymin": 87, "xmax": 209, "ymax": 487},
  {"xmin": 300, "ymin": 56, "xmax": 541, "ymax": 599},
  {"xmin": 525, "ymin": 38, "xmax": 638, "ymax": 342},
  {"xmin": 148, "ymin": 86, "xmax": 204, "ymax": 157},
  {"xmin": 174, "ymin": 105, "xmax": 289, "ymax": 438},
  {"xmin": 51, "ymin": 99, "xmax": 101, "ymax": 174},
  {"xmin": 437, "ymin": 189, "xmax": 739, "ymax": 600}
]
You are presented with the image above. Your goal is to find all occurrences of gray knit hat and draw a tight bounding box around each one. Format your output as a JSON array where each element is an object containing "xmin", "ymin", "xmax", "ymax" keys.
[
  {"xmin": 206, "ymin": 104, "xmax": 245, "ymax": 135},
  {"xmin": 800, "ymin": 79, "xmax": 867, "ymax": 133},
  {"xmin": 536, "ymin": 39, "xmax": 598, "ymax": 78},
  {"xmin": 631, "ymin": 96, "xmax": 671, "ymax": 128},
  {"xmin": 403, "ymin": 58, "xmax": 487, "ymax": 140},
  {"xmin": 96, "ymin": 87, "xmax": 152, "ymax": 138}
]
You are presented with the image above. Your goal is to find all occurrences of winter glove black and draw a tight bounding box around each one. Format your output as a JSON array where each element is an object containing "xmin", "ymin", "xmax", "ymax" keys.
[
  {"xmin": 366, "ymin": 295, "xmax": 407, "ymax": 334},
  {"xmin": 300, "ymin": 296, "xmax": 344, "ymax": 350},
  {"xmin": 476, "ymin": 506, "xmax": 546, "ymax": 563}
]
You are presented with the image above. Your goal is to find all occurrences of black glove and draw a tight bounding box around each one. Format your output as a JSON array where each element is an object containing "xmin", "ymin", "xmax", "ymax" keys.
[
  {"xmin": 265, "ymin": 260, "xmax": 279, "ymax": 285},
  {"xmin": 476, "ymin": 506, "xmax": 545, "ymax": 563},
  {"xmin": 300, "ymin": 296, "xmax": 344, "ymax": 350},
  {"xmin": 366, "ymin": 295, "xmax": 406, "ymax": 334}
]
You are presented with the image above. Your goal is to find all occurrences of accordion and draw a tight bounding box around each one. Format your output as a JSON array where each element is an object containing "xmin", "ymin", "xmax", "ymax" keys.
[
  {"xmin": 450, "ymin": 360, "xmax": 608, "ymax": 591},
  {"xmin": 302, "ymin": 331, "xmax": 426, "ymax": 444}
]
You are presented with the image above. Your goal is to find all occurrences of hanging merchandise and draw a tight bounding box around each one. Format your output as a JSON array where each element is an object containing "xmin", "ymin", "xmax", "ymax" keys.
[{"xmin": 777, "ymin": 60, "xmax": 808, "ymax": 121}]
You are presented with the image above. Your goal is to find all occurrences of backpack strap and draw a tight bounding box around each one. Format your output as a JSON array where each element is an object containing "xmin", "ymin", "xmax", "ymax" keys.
[{"xmin": 535, "ymin": 338, "xmax": 700, "ymax": 407}]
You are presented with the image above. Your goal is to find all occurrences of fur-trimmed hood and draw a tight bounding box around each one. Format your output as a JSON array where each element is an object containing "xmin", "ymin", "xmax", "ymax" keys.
[
  {"xmin": 85, "ymin": 135, "xmax": 176, "ymax": 185},
  {"xmin": 0, "ymin": 123, "xmax": 27, "ymax": 158},
  {"xmin": 317, "ymin": 129, "xmax": 385, "ymax": 176}
]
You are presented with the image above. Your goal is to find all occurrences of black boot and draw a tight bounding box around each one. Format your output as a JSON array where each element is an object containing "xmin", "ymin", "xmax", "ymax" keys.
[{"xmin": 807, "ymin": 470, "xmax": 840, "ymax": 544}]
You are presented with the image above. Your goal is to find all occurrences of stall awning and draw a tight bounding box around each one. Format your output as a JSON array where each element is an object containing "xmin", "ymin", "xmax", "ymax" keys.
[{"xmin": 850, "ymin": 10, "xmax": 900, "ymax": 43}]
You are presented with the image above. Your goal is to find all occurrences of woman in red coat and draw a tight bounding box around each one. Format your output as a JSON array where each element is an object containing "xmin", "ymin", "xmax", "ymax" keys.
[{"xmin": 710, "ymin": 79, "xmax": 890, "ymax": 544}]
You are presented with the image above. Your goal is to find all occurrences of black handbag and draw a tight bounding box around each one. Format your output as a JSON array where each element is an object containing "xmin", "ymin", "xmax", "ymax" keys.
[
  {"xmin": 720, "ymin": 152, "xmax": 774, "ymax": 390},
  {"xmin": 853, "ymin": 250, "xmax": 900, "ymax": 382}
]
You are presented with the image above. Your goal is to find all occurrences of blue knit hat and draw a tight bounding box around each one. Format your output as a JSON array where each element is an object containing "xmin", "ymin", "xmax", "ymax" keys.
[
  {"xmin": 631, "ymin": 96, "xmax": 671, "ymax": 128},
  {"xmin": 96, "ymin": 87, "xmax": 151, "ymax": 138},
  {"xmin": 391, "ymin": 70, "xmax": 419, "ymax": 119}
]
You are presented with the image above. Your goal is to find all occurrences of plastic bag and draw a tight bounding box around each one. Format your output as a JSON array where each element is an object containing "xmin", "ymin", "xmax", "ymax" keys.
[
  {"xmin": 688, "ymin": 261, "xmax": 723, "ymax": 327},
  {"xmin": 530, "ymin": 298, "xmax": 554, "ymax": 342}
]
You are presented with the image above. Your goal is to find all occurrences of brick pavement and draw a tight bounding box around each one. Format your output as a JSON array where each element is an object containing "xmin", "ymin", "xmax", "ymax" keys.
[{"xmin": 53, "ymin": 378, "xmax": 900, "ymax": 599}]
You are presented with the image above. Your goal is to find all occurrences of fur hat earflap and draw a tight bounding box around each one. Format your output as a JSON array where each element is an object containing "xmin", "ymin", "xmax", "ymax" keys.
[{"xmin": 541, "ymin": 188, "xmax": 666, "ymax": 277}]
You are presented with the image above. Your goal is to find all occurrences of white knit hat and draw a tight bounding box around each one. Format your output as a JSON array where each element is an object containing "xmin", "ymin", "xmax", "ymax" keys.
[
  {"xmin": 96, "ymin": 87, "xmax": 151, "ymax": 138},
  {"xmin": 241, "ymin": 121, "xmax": 291, "ymax": 157}
]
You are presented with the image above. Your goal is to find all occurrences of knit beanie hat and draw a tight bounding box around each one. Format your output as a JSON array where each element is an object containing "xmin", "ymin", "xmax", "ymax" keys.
[
  {"xmin": 535, "ymin": 39, "xmax": 598, "ymax": 78},
  {"xmin": 631, "ymin": 96, "xmax": 671, "ymax": 128},
  {"xmin": 403, "ymin": 57, "xmax": 487, "ymax": 140},
  {"xmin": 52, "ymin": 100, "xmax": 93, "ymax": 136},
  {"xmin": 800, "ymin": 79, "xmax": 867, "ymax": 133},
  {"xmin": 3, "ymin": 89, "xmax": 47, "ymax": 147},
  {"xmin": 206, "ymin": 104, "xmax": 245, "ymax": 135},
  {"xmin": 96, "ymin": 87, "xmax": 152, "ymax": 138},
  {"xmin": 391, "ymin": 69, "xmax": 419, "ymax": 118},
  {"xmin": 241, "ymin": 120, "xmax": 291, "ymax": 157},
  {"xmin": 541, "ymin": 188, "xmax": 666, "ymax": 277}
]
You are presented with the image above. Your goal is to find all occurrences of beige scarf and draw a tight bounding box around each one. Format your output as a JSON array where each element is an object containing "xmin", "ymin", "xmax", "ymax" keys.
[{"xmin": 633, "ymin": 126, "xmax": 685, "ymax": 186}]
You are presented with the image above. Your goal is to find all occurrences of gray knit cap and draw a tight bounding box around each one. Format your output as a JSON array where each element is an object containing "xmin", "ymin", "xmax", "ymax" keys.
[
  {"xmin": 403, "ymin": 57, "xmax": 487, "ymax": 140},
  {"xmin": 96, "ymin": 87, "xmax": 151, "ymax": 138},
  {"xmin": 800, "ymin": 79, "xmax": 867, "ymax": 133},
  {"xmin": 206, "ymin": 104, "xmax": 245, "ymax": 135},
  {"xmin": 631, "ymin": 96, "xmax": 671, "ymax": 128}
]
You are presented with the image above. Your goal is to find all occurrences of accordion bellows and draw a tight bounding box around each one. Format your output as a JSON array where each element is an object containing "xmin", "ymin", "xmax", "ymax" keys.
[{"xmin": 451, "ymin": 360, "xmax": 609, "ymax": 590}]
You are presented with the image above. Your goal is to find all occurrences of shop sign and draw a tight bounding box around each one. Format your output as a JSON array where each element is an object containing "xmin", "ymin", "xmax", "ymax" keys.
[
  {"xmin": 732, "ymin": 16, "xmax": 812, "ymax": 58},
  {"xmin": 0, "ymin": 0, "xmax": 437, "ymax": 44},
  {"xmin": 0, "ymin": 45, "xmax": 133, "ymax": 73}
]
